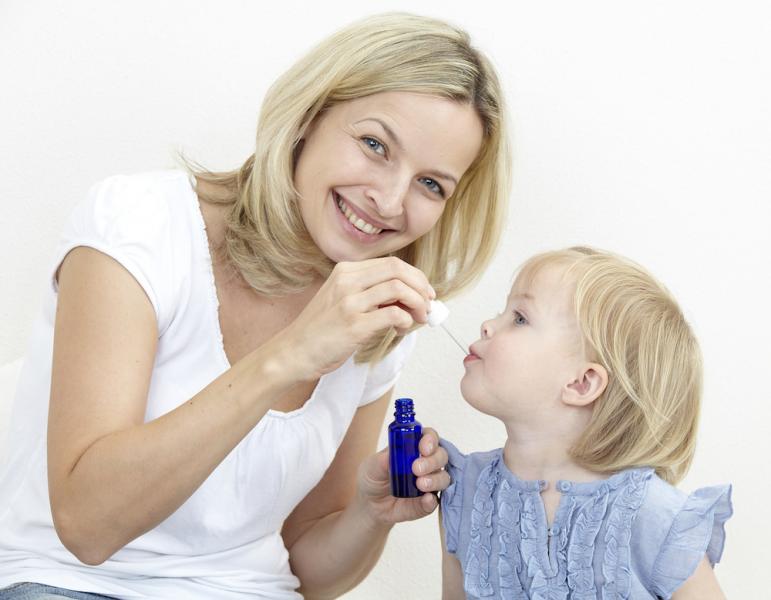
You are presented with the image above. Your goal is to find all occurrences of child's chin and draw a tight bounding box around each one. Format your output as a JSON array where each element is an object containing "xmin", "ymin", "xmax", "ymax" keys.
[
  {"xmin": 461, "ymin": 390, "xmax": 514, "ymax": 421},
  {"xmin": 460, "ymin": 389, "xmax": 494, "ymax": 416}
]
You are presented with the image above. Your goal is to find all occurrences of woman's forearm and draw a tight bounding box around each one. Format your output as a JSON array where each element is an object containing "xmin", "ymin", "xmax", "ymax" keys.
[
  {"xmin": 51, "ymin": 342, "xmax": 298, "ymax": 565},
  {"xmin": 290, "ymin": 495, "xmax": 394, "ymax": 599}
]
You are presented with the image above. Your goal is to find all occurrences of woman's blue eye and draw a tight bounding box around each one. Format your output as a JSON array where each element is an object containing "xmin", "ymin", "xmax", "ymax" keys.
[
  {"xmin": 362, "ymin": 136, "xmax": 386, "ymax": 156},
  {"xmin": 419, "ymin": 176, "xmax": 445, "ymax": 197},
  {"xmin": 513, "ymin": 311, "xmax": 527, "ymax": 325}
]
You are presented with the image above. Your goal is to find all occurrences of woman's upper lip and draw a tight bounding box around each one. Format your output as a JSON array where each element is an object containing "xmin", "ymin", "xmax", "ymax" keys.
[
  {"xmin": 335, "ymin": 190, "xmax": 397, "ymax": 231},
  {"xmin": 468, "ymin": 344, "xmax": 481, "ymax": 358}
]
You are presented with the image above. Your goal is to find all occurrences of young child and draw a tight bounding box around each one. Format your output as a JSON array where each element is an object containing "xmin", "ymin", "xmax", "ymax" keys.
[{"xmin": 439, "ymin": 247, "xmax": 732, "ymax": 600}]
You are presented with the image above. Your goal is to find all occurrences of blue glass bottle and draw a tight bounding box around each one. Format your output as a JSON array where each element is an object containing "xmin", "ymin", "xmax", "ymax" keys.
[{"xmin": 388, "ymin": 397, "xmax": 422, "ymax": 498}]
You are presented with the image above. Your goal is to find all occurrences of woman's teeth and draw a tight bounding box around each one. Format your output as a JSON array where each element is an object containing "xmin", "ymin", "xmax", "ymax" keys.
[{"xmin": 336, "ymin": 195, "xmax": 383, "ymax": 235}]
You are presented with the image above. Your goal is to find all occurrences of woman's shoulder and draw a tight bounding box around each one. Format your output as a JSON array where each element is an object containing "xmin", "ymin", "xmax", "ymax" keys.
[
  {"xmin": 632, "ymin": 473, "xmax": 733, "ymax": 598},
  {"xmin": 57, "ymin": 169, "xmax": 202, "ymax": 333},
  {"xmin": 83, "ymin": 169, "xmax": 196, "ymax": 216},
  {"xmin": 67, "ymin": 169, "xmax": 199, "ymax": 245}
]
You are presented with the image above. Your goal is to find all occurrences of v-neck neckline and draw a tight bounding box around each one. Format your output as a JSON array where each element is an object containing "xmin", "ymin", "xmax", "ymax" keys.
[{"xmin": 186, "ymin": 172, "xmax": 330, "ymax": 419}]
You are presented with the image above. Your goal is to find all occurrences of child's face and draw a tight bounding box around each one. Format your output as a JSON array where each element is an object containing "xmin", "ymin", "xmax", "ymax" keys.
[{"xmin": 461, "ymin": 263, "xmax": 586, "ymax": 419}]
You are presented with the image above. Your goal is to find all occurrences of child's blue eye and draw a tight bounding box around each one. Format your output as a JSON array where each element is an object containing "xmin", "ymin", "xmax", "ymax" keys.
[
  {"xmin": 418, "ymin": 176, "xmax": 445, "ymax": 198},
  {"xmin": 362, "ymin": 136, "xmax": 386, "ymax": 156},
  {"xmin": 513, "ymin": 311, "xmax": 527, "ymax": 325}
]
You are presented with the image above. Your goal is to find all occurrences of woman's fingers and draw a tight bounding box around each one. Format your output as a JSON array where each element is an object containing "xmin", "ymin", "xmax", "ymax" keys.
[
  {"xmin": 413, "ymin": 430, "xmax": 447, "ymax": 473},
  {"xmin": 334, "ymin": 257, "xmax": 436, "ymax": 301},
  {"xmin": 356, "ymin": 305, "xmax": 414, "ymax": 336},
  {"xmin": 418, "ymin": 492, "xmax": 439, "ymax": 514},
  {"xmin": 412, "ymin": 447, "xmax": 447, "ymax": 477},
  {"xmin": 412, "ymin": 428, "xmax": 449, "ymax": 492},
  {"xmin": 281, "ymin": 256, "xmax": 435, "ymax": 379},
  {"xmin": 419, "ymin": 427, "xmax": 440, "ymax": 455},
  {"xmin": 416, "ymin": 471, "xmax": 451, "ymax": 493},
  {"xmin": 355, "ymin": 279, "xmax": 431, "ymax": 324}
]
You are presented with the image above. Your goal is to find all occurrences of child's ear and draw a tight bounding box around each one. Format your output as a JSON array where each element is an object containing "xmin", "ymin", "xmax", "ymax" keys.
[{"xmin": 562, "ymin": 363, "xmax": 608, "ymax": 407}]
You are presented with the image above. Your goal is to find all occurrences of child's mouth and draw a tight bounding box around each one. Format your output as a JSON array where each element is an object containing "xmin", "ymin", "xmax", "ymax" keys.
[{"xmin": 463, "ymin": 352, "xmax": 481, "ymax": 365}]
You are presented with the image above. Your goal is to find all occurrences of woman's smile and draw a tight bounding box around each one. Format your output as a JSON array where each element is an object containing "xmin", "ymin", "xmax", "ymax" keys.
[
  {"xmin": 332, "ymin": 190, "xmax": 395, "ymax": 244},
  {"xmin": 334, "ymin": 190, "xmax": 394, "ymax": 235}
]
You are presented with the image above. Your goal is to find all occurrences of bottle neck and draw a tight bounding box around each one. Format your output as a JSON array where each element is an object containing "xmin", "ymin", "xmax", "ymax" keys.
[
  {"xmin": 394, "ymin": 399, "xmax": 416, "ymax": 424},
  {"xmin": 395, "ymin": 411, "xmax": 415, "ymax": 424}
]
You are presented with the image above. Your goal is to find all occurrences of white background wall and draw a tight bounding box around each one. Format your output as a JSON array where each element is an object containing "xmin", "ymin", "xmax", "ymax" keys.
[{"xmin": 1, "ymin": 1, "xmax": 768, "ymax": 597}]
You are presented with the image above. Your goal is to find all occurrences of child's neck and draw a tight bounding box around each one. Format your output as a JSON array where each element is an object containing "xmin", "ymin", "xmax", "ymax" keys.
[{"xmin": 501, "ymin": 418, "xmax": 603, "ymax": 486}]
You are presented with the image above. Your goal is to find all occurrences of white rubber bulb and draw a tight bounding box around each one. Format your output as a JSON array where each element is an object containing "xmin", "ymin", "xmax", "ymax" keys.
[{"xmin": 427, "ymin": 299, "xmax": 450, "ymax": 327}]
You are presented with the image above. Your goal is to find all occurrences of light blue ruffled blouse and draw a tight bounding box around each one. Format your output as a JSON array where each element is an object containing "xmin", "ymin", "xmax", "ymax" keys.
[{"xmin": 439, "ymin": 439, "xmax": 732, "ymax": 600}]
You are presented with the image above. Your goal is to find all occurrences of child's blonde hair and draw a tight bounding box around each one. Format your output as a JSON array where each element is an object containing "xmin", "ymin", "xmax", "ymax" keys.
[
  {"xmin": 190, "ymin": 12, "xmax": 511, "ymax": 363},
  {"xmin": 517, "ymin": 247, "xmax": 702, "ymax": 484}
]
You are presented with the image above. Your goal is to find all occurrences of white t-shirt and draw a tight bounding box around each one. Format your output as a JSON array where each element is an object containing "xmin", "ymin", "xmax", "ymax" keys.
[{"xmin": 0, "ymin": 170, "xmax": 416, "ymax": 599}]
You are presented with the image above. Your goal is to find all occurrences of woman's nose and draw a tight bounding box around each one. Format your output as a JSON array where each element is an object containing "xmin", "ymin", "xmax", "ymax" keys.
[
  {"xmin": 371, "ymin": 191, "xmax": 404, "ymax": 218},
  {"xmin": 368, "ymin": 176, "xmax": 409, "ymax": 218}
]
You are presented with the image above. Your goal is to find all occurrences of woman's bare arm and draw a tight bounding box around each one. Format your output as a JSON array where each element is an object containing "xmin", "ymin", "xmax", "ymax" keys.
[
  {"xmin": 48, "ymin": 247, "xmax": 299, "ymax": 564},
  {"xmin": 282, "ymin": 392, "xmax": 392, "ymax": 598},
  {"xmin": 282, "ymin": 392, "xmax": 449, "ymax": 599}
]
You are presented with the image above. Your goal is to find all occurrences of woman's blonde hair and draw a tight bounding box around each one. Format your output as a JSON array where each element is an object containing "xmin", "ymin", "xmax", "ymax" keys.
[
  {"xmin": 190, "ymin": 12, "xmax": 511, "ymax": 363},
  {"xmin": 516, "ymin": 247, "xmax": 702, "ymax": 484}
]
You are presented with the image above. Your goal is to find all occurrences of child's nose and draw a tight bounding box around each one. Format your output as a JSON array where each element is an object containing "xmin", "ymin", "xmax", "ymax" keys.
[{"xmin": 481, "ymin": 319, "xmax": 494, "ymax": 338}]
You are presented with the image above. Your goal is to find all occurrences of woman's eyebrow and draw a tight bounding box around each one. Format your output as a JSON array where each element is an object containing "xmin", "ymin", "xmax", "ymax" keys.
[
  {"xmin": 355, "ymin": 117, "xmax": 404, "ymax": 149},
  {"xmin": 354, "ymin": 117, "xmax": 459, "ymax": 186},
  {"xmin": 425, "ymin": 169, "xmax": 458, "ymax": 187}
]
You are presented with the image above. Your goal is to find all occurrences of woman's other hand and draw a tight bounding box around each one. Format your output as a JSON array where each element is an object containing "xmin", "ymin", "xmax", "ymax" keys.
[{"xmin": 356, "ymin": 427, "xmax": 449, "ymax": 524}]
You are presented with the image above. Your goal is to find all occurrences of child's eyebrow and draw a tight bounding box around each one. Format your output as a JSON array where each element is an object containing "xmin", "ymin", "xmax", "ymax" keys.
[{"xmin": 505, "ymin": 292, "xmax": 537, "ymax": 315}]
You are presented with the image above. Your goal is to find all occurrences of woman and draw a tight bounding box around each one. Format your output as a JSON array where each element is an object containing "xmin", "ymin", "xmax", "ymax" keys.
[{"xmin": 0, "ymin": 12, "xmax": 510, "ymax": 599}]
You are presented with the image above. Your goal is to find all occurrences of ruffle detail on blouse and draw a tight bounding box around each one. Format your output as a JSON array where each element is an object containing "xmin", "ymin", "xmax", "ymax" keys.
[
  {"xmin": 650, "ymin": 484, "xmax": 733, "ymax": 599},
  {"xmin": 601, "ymin": 468, "xmax": 653, "ymax": 599},
  {"xmin": 496, "ymin": 479, "xmax": 525, "ymax": 597},
  {"xmin": 439, "ymin": 439, "xmax": 467, "ymax": 555},
  {"xmin": 464, "ymin": 457, "xmax": 501, "ymax": 597},
  {"xmin": 522, "ymin": 492, "xmax": 571, "ymax": 600},
  {"xmin": 440, "ymin": 448, "xmax": 671, "ymax": 599},
  {"xmin": 566, "ymin": 491, "xmax": 608, "ymax": 599}
]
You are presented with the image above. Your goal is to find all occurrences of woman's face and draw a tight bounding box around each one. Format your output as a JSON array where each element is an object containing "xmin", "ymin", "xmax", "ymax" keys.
[{"xmin": 294, "ymin": 91, "xmax": 484, "ymax": 262}]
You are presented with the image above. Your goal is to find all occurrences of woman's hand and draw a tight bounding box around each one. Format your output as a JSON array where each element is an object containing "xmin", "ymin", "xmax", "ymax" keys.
[
  {"xmin": 274, "ymin": 257, "xmax": 436, "ymax": 381},
  {"xmin": 356, "ymin": 427, "xmax": 450, "ymax": 525}
]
